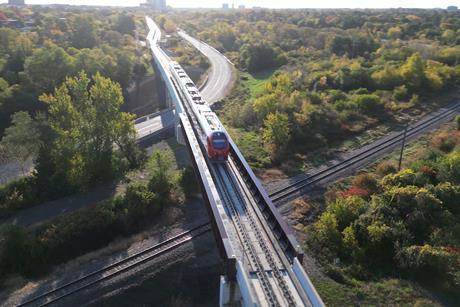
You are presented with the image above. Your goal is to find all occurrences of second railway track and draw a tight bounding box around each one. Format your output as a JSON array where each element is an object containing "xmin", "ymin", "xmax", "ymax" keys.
[
  {"xmin": 17, "ymin": 223, "xmax": 211, "ymax": 307},
  {"xmin": 269, "ymin": 102, "xmax": 460, "ymax": 203}
]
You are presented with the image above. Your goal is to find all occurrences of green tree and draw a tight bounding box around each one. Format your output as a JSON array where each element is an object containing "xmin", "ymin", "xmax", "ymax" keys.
[
  {"xmin": 147, "ymin": 150, "xmax": 173, "ymax": 200},
  {"xmin": 239, "ymin": 42, "xmax": 286, "ymax": 73},
  {"xmin": 262, "ymin": 112, "xmax": 290, "ymax": 157},
  {"xmin": 0, "ymin": 111, "xmax": 40, "ymax": 175},
  {"xmin": 114, "ymin": 12, "xmax": 136, "ymax": 35},
  {"xmin": 24, "ymin": 45, "xmax": 74, "ymax": 93},
  {"xmin": 38, "ymin": 72, "xmax": 139, "ymax": 191},
  {"xmin": 180, "ymin": 165, "xmax": 199, "ymax": 198},
  {"xmin": 0, "ymin": 78, "xmax": 12, "ymax": 109},
  {"xmin": 71, "ymin": 15, "xmax": 97, "ymax": 49},
  {"xmin": 400, "ymin": 53, "xmax": 426, "ymax": 91}
]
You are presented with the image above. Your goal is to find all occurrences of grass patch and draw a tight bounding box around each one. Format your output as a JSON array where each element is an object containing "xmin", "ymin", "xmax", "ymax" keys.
[
  {"xmin": 227, "ymin": 127, "xmax": 270, "ymax": 169},
  {"xmin": 242, "ymin": 68, "xmax": 277, "ymax": 99},
  {"xmin": 314, "ymin": 277, "xmax": 440, "ymax": 307}
]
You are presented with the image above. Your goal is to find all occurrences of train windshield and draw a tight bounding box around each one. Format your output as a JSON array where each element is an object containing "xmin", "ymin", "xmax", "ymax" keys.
[{"xmin": 212, "ymin": 132, "xmax": 228, "ymax": 150}]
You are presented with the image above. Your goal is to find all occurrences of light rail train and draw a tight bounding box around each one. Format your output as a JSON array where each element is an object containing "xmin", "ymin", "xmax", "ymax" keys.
[{"xmin": 170, "ymin": 62, "xmax": 229, "ymax": 161}]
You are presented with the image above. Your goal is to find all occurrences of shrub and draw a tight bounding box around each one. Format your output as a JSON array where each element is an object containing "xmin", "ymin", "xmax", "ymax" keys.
[
  {"xmin": 431, "ymin": 131, "xmax": 459, "ymax": 153},
  {"xmin": 352, "ymin": 173, "xmax": 379, "ymax": 194},
  {"xmin": 432, "ymin": 182, "xmax": 460, "ymax": 214},
  {"xmin": 382, "ymin": 169, "xmax": 417, "ymax": 187},
  {"xmin": 393, "ymin": 85, "xmax": 409, "ymax": 101},
  {"xmin": 327, "ymin": 196, "xmax": 366, "ymax": 231},
  {"xmin": 339, "ymin": 186, "xmax": 369, "ymax": 198},
  {"xmin": 0, "ymin": 177, "xmax": 40, "ymax": 217},
  {"xmin": 438, "ymin": 148, "xmax": 460, "ymax": 183},
  {"xmin": 180, "ymin": 166, "xmax": 199, "ymax": 198},
  {"xmin": 456, "ymin": 115, "xmax": 460, "ymax": 130},
  {"xmin": 0, "ymin": 224, "xmax": 45, "ymax": 276},
  {"xmin": 353, "ymin": 94, "xmax": 384, "ymax": 115},
  {"xmin": 376, "ymin": 161, "xmax": 397, "ymax": 177},
  {"xmin": 396, "ymin": 244, "xmax": 457, "ymax": 279}
]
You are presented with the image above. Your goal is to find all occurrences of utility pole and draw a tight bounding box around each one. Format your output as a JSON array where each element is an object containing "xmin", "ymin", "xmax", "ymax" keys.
[{"xmin": 398, "ymin": 124, "xmax": 409, "ymax": 171}]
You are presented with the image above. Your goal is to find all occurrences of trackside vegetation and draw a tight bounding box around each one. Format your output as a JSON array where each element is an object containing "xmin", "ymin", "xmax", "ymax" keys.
[
  {"xmin": 0, "ymin": 149, "xmax": 195, "ymax": 281},
  {"xmin": 0, "ymin": 72, "xmax": 144, "ymax": 217},
  {"xmin": 169, "ymin": 9, "xmax": 460, "ymax": 167},
  {"xmin": 306, "ymin": 129, "xmax": 460, "ymax": 305}
]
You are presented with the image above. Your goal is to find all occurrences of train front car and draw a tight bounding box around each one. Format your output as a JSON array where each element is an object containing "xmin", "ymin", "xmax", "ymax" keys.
[{"xmin": 207, "ymin": 131, "xmax": 229, "ymax": 161}]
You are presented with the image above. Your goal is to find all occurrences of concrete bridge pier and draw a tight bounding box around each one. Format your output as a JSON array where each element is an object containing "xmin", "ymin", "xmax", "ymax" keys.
[{"xmin": 219, "ymin": 276, "xmax": 242, "ymax": 307}]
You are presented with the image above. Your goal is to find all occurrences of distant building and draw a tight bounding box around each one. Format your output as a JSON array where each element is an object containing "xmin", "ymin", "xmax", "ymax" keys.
[
  {"xmin": 147, "ymin": 0, "xmax": 166, "ymax": 10},
  {"xmin": 8, "ymin": 0, "xmax": 25, "ymax": 5},
  {"xmin": 447, "ymin": 6, "xmax": 458, "ymax": 11},
  {"xmin": 222, "ymin": 3, "xmax": 229, "ymax": 9},
  {"xmin": 238, "ymin": 4, "xmax": 245, "ymax": 9}
]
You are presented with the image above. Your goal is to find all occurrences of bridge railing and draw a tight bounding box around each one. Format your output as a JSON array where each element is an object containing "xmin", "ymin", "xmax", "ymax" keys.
[
  {"xmin": 179, "ymin": 113, "xmax": 237, "ymax": 279},
  {"xmin": 227, "ymin": 136, "xmax": 304, "ymax": 262}
]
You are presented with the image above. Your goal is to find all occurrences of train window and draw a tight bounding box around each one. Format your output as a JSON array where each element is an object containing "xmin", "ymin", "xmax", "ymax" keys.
[
  {"xmin": 193, "ymin": 96, "xmax": 202, "ymax": 101},
  {"xmin": 186, "ymin": 82, "xmax": 194, "ymax": 87}
]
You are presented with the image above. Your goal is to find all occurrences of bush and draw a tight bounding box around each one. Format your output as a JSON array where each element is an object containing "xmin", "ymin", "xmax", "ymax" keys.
[
  {"xmin": 438, "ymin": 148, "xmax": 460, "ymax": 183},
  {"xmin": 397, "ymin": 244, "xmax": 457, "ymax": 279},
  {"xmin": 0, "ymin": 224, "xmax": 45, "ymax": 277},
  {"xmin": 431, "ymin": 131, "xmax": 459, "ymax": 153},
  {"xmin": 353, "ymin": 94, "xmax": 384, "ymax": 115},
  {"xmin": 352, "ymin": 173, "xmax": 379, "ymax": 194},
  {"xmin": 456, "ymin": 115, "xmax": 460, "ymax": 130},
  {"xmin": 327, "ymin": 196, "xmax": 366, "ymax": 231},
  {"xmin": 180, "ymin": 166, "xmax": 199, "ymax": 198},
  {"xmin": 382, "ymin": 169, "xmax": 417, "ymax": 187},
  {"xmin": 376, "ymin": 161, "xmax": 397, "ymax": 177},
  {"xmin": 0, "ymin": 177, "xmax": 40, "ymax": 217},
  {"xmin": 393, "ymin": 85, "xmax": 409, "ymax": 101}
]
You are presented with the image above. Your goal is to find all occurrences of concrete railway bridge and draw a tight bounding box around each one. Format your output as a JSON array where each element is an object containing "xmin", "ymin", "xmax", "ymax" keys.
[{"xmin": 144, "ymin": 16, "xmax": 324, "ymax": 307}]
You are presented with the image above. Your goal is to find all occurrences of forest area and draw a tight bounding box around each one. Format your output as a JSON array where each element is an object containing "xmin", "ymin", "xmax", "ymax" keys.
[
  {"xmin": 169, "ymin": 9, "xmax": 460, "ymax": 169},
  {"xmin": 0, "ymin": 6, "xmax": 200, "ymax": 288},
  {"xmin": 0, "ymin": 5, "xmax": 459, "ymax": 306},
  {"xmin": 166, "ymin": 8, "xmax": 460, "ymax": 305}
]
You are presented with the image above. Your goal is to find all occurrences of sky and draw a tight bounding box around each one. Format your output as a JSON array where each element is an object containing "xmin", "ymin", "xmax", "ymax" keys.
[{"xmin": 1, "ymin": 0, "xmax": 458, "ymax": 8}]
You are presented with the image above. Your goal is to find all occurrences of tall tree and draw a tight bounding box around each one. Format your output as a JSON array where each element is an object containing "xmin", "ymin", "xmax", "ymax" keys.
[
  {"xmin": 24, "ymin": 44, "xmax": 74, "ymax": 93},
  {"xmin": 71, "ymin": 15, "xmax": 97, "ymax": 49},
  {"xmin": 114, "ymin": 13, "xmax": 136, "ymax": 35},
  {"xmin": 0, "ymin": 111, "xmax": 40, "ymax": 175},
  {"xmin": 38, "ymin": 72, "xmax": 140, "ymax": 191},
  {"xmin": 262, "ymin": 112, "xmax": 290, "ymax": 159},
  {"xmin": 400, "ymin": 53, "xmax": 426, "ymax": 91}
]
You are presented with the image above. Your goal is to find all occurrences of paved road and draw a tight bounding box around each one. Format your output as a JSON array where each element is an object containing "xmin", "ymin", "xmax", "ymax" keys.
[
  {"xmin": 133, "ymin": 31, "xmax": 235, "ymax": 139},
  {"xmin": 135, "ymin": 107, "xmax": 175, "ymax": 140},
  {"xmin": 178, "ymin": 30, "xmax": 235, "ymax": 104}
]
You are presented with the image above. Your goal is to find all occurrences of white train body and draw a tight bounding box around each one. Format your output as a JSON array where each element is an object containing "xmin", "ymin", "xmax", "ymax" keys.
[{"xmin": 169, "ymin": 62, "xmax": 229, "ymax": 161}]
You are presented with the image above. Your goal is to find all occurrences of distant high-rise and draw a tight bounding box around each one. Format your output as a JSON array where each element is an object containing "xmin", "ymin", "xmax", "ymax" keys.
[
  {"xmin": 222, "ymin": 3, "xmax": 229, "ymax": 9},
  {"xmin": 8, "ymin": 0, "xmax": 25, "ymax": 5},
  {"xmin": 147, "ymin": 0, "xmax": 166, "ymax": 10},
  {"xmin": 238, "ymin": 4, "xmax": 245, "ymax": 9},
  {"xmin": 447, "ymin": 5, "xmax": 458, "ymax": 11}
]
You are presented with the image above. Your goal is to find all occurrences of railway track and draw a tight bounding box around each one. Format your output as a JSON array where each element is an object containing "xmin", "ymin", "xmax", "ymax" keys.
[
  {"xmin": 269, "ymin": 102, "xmax": 460, "ymax": 203},
  {"xmin": 17, "ymin": 223, "xmax": 211, "ymax": 307}
]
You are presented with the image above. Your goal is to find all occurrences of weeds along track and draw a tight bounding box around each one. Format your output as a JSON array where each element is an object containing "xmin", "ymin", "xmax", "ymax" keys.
[
  {"xmin": 269, "ymin": 102, "xmax": 460, "ymax": 203},
  {"xmin": 17, "ymin": 223, "xmax": 211, "ymax": 307}
]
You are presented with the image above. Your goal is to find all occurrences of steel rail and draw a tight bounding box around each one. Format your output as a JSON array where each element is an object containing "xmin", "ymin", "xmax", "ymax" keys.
[
  {"xmin": 17, "ymin": 223, "xmax": 211, "ymax": 307},
  {"xmin": 214, "ymin": 164, "xmax": 280, "ymax": 306},
  {"xmin": 223, "ymin": 163, "xmax": 297, "ymax": 306},
  {"xmin": 269, "ymin": 102, "xmax": 460, "ymax": 202}
]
